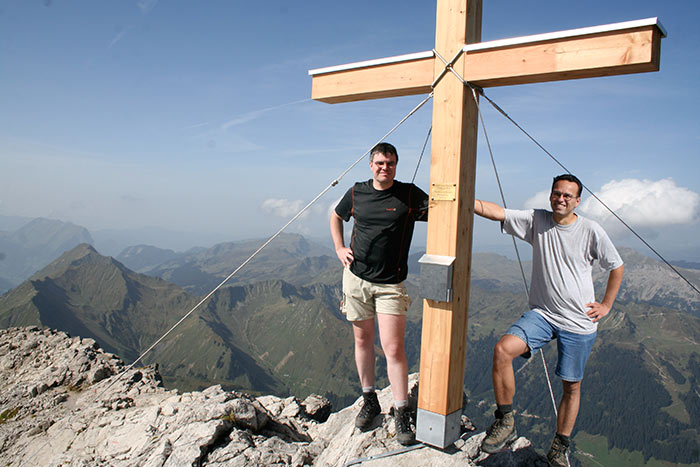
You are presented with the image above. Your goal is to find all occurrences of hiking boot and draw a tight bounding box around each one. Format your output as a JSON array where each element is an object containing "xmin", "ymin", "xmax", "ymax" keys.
[
  {"xmin": 547, "ymin": 435, "xmax": 569, "ymax": 467},
  {"xmin": 480, "ymin": 411, "xmax": 517, "ymax": 453},
  {"xmin": 355, "ymin": 392, "xmax": 381, "ymax": 431},
  {"xmin": 393, "ymin": 406, "xmax": 416, "ymax": 446}
]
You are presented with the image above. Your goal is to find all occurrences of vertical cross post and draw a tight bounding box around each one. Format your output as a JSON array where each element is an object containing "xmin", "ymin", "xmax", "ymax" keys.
[{"xmin": 414, "ymin": 0, "xmax": 481, "ymax": 447}]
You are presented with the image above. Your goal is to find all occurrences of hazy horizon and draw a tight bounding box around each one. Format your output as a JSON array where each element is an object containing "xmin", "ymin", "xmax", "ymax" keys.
[{"xmin": 3, "ymin": 213, "xmax": 700, "ymax": 269}]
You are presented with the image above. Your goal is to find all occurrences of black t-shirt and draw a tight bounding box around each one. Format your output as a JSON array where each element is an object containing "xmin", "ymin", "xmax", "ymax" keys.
[{"xmin": 335, "ymin": 179, "xmax": 429, "ymax": 284}]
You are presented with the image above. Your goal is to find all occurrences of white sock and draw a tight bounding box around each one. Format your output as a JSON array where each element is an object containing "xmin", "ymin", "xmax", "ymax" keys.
[
  {"xmin": 362, "ymin": 386, "xmax": 375, "ymax": 393},
  {"xmin": 394, "ymin": 400, "xmax": 408, "ymax": 409}
]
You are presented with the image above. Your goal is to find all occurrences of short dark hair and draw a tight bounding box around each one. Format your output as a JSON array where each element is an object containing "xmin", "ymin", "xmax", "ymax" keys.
[
  {"xmin": 552, "ymin": 174, "xmax": 582, "ymax": 197},
  {"xmin": 370, "ymin": 142, "xmax": 398, "ymax": 162}
]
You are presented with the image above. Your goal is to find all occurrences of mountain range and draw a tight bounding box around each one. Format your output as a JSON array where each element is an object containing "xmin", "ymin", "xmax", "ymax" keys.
[
  {"xmin": 118, "ymin": 234, "xmax": 339, "ymax": 294},
  {"xmin": 0, "ymin": 218, "xmax": 699, "ymax": 465}
]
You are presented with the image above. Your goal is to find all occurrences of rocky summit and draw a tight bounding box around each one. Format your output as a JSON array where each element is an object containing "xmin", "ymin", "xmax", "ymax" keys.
[{"xmin": 0, "ymin": 327, "xmax": 547, "ymax": 466}]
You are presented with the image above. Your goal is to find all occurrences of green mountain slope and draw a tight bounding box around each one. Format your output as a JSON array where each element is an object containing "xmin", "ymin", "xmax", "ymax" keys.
[{"xmin": 188, "ymin": 280, "xmax": 356, "ymax": 404}]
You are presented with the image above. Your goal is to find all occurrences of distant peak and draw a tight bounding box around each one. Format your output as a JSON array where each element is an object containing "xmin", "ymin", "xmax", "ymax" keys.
[
  {"xmin": 67, "ymin": 243, "xmax": 99, "ymax": 257},
  {"xmin": 29, "ymin": 243, "xmax": 105, "ymax": 281}
]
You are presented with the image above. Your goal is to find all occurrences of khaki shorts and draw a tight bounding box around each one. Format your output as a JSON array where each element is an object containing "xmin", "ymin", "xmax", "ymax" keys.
[{"xmin": 342, "ymin": 268, "xmax": 412, "ymax": 321}]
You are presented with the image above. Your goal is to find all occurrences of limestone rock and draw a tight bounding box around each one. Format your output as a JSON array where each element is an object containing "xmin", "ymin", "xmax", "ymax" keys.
[
  {"xmin": 301, "ymin": 394, "xmax": 332, "ymax": 422},
  {"xmin": 0, "ymin": 326, "xmax": 548, "ymax": 466}
]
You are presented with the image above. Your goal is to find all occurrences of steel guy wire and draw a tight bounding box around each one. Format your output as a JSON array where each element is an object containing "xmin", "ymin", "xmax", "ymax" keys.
[{"xmin": 411, "ymin": 126, "xmax": 432, "ymax": 184}]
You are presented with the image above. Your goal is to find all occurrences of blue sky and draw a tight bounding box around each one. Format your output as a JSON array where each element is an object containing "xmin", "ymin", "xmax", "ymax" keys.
[{"xmin": 1, "ymin": 1, "xmax": 699, "ymax": 261}]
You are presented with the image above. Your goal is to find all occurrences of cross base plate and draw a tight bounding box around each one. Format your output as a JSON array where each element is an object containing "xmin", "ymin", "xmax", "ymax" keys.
[{"xmin": 415, "ymin": 407, "xmax": 462, "ymax": 448}]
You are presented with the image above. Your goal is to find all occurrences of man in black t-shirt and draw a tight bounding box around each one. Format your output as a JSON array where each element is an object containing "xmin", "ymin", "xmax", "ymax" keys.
[{"xmin": 330, "ymin": 142, "xmax": 428, "ymax": 445}]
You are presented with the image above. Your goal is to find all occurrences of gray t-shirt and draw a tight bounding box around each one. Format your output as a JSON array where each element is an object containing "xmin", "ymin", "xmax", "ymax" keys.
[{"xmin": 503, "ymin": 209, "xmax": 623, "ymax": 334}]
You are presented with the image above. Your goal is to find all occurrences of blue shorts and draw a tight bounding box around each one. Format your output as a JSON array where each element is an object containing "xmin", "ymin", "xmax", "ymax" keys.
[{"xmin": 506, "ymin": 310, "xmax": 596, "ymax": 382}]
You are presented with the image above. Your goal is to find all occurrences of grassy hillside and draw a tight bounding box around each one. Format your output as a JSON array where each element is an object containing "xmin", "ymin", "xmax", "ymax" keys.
[{"xmin": 185, "ymin": 281, "xmax": 357, "ymax": 404}]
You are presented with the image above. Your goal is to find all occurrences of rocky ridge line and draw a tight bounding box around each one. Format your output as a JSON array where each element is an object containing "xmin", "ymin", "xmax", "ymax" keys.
[{"xmin": 0, "ymin": 326, "xmax": 547, "ymax": 466}]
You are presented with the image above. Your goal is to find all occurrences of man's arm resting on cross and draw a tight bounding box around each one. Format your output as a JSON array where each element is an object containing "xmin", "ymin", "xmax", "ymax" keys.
[
  {"xmin": 474, "ymin": 199, "xmax": 506, "ymax": 221},
  {"xmin": 330, "ymin": 211, "xmax": 354, "ymax": 267},
  {"xmin": 586, "ymin": 264, "xmax": 625, "ymax": 323}
]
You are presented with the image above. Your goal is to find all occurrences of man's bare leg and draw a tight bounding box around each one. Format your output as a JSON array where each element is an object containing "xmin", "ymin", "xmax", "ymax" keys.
[
  {"xmin": 352, "ymin": 318, "xmax": 377, "ymax": 388},
  {"xmin": 557, "ymin": 380, "xmax": 581, "ymax": 436},
  {"xmin": 377, "ymin": 312, "xmax": 415, "ymax": 445},
  {"xmin": 492, "ymin": 334, "xmax": 529, "ymax": 405},
  {"xmin": 376, "ymin": 313, "xmax": 408, "ymax": 401},
  {"xmin": 481, "ymin": 334, "xmax": 529, "ymax": 453},
  {"xmin": 352, "ymin": 318, "xmax": 382, "ymax": 431},
  {"xmin": 547, "ymin": 380, "xmax": 581, "ymax": 466}
]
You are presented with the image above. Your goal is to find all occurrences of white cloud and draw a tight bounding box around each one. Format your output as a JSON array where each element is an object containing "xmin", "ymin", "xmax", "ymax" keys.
[
  {"xmin": 523, "ymin": 190, "xmax": 550, "ymax": 210},
  {"xmin": 261, "ymin": 198, "xmax": 309, "ymax": 219},
  {"xmin": 580, "ymin": 178, "xmax": 700, "ymax": 229}
]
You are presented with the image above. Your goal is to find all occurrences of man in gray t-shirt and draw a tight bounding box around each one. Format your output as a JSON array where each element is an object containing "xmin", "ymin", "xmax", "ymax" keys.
[{"xmin": 474, "ymin": 174, "xmax": 624, "ymax": 466}]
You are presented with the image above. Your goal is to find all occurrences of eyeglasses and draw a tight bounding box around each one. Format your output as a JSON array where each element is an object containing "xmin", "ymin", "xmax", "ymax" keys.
[{"xmin": 550, "ymin": 190, "xmax": 578, "ymax": 201}]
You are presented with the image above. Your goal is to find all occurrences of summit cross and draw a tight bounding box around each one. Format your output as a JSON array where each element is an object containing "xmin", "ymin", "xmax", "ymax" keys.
[{"xmin": 309, "ymin": 0, "xmax": 664, "ymax": 448}]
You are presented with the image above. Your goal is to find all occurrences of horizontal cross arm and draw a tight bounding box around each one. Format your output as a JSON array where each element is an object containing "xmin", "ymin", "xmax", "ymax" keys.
[
  {"xmin": 310, "ymin": 53, "xmax": 435, "ymax": 104},
  {"xmin": 462, "ymin": 21, "xmax": 664, "ymax": 87},
  {"xmin": 308, "ymin": 18, "xmax": 665, "ymax": 104}
]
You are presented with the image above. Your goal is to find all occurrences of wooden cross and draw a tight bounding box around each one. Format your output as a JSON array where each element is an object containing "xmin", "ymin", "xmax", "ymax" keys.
[{"xmin": 309, "ymin": 0, "xmax": 664, "ymax": 448}]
